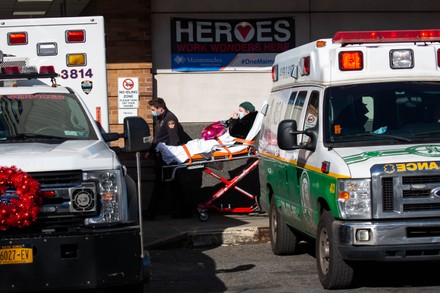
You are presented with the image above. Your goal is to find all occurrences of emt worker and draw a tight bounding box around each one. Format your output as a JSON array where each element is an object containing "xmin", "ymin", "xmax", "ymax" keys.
[{"xmin": 145, "ymin": 97, "xmax": 192, "ymax": 220}]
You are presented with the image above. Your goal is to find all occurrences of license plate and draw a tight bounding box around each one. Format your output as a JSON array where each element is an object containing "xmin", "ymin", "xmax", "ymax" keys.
[{"xmin": 0, "ymin": 245, "xmax": 33, "ymax": 265}]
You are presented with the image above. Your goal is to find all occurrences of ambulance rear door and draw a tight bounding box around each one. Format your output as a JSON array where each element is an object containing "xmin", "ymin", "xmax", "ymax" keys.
[{"xmin": 0, "ymin": 16, "xmax": 109, "ymax": 131}]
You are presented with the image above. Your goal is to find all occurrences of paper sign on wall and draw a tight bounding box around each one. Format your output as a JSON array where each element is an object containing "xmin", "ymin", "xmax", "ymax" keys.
[{"xmin": 118, "ymin": 109, "xmax": 138, "ymax": 124}]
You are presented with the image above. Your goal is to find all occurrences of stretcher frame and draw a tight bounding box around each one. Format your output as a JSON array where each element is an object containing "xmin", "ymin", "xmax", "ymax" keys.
[{"xmin": 161, "ymin": 102, "xmax": 268, "ymax": 221}]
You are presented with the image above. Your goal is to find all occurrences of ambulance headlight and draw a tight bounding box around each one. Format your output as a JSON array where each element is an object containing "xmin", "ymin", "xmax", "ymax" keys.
[
  {"xmin": 337, "ymin": 179, "xmax": 371, "ymax": 219},
  {"xmin": 84, "ymin": 169, "xmax": 128, "ymax": 226},
  {"xmin": 390, "ymin": 49, "xmax": 414, "ymax": 69}
]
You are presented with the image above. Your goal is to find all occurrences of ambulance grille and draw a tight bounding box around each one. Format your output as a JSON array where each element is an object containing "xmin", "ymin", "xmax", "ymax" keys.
[
  {"xmin": 29, "ymin": 170, "xmax": 82, "ymax": 187},
  {"xmin": 376, "ymin": 172, "xmax": 440, "ymax": 218},
  {"xmin": 0, "ymin": 170, "xmax": 98, "ymax": 236}
]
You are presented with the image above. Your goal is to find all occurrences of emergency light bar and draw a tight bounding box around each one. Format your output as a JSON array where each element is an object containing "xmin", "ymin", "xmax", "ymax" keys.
[
  {"xmin": 0, "ymin": 65, "xmax": 58, "ymax": 80},
  {"xmin": 333, "ymin": 29, "xmax": 440, "ymax": 44}
]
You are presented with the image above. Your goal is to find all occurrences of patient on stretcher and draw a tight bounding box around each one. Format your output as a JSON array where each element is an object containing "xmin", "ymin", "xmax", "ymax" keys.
[{"xmin": 156, "ymin": 101, "xmax": 258, "ymax": 165}]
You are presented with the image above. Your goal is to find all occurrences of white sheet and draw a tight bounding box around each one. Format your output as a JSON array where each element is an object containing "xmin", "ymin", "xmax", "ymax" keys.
[{"xmin": 156, "ymin": 132, "xmax": 237, "ymax": 165}]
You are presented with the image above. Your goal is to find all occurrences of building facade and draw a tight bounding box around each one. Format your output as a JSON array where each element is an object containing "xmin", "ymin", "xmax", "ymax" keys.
[{"xmin": 80, "ymin": 0, "xmax": 440, "ymax": 143}]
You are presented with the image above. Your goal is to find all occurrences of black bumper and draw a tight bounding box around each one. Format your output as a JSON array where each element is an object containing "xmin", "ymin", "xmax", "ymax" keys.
[
  {"xmin": 0, "ymin": 227, "xmax": 143, "ymax": 292},
  {"xmin": 338, "ymin": 242, "xmax": 440, "ymax": 262}
]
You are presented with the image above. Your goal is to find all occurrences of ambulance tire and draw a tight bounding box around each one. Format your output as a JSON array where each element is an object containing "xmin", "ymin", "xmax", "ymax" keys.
[
  {"xmin": 126, "ymin": 174, "xmax": 139, "ymax": 223},
  {"xmin": 269, "ymin": 197, "xmax": 298, "ymax": 255},
  {"xmin": 316, "ymin": 210, "xmax": 354, "ymax": 289}
]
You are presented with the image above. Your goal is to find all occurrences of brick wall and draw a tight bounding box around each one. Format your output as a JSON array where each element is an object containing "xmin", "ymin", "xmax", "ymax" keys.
[
  {"xmin": 107, "ymin": 63, "xmax": 153, "ymax": 146},
  {"xmin": 83, "ymin": 0, "xmax": 153, "ymax": 147}
]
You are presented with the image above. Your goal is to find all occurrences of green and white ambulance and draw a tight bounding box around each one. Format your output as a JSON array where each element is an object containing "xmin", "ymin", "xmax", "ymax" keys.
[{"xmin": 258, "ymin": 29, "xmax": 440, "ymax": 289}]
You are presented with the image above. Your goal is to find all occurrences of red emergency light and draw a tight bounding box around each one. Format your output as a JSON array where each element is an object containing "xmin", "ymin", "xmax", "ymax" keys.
[
  {"xmin": 2, "ymin": 66, "xmax": 20, "ymax": 74},
  {"xmin": 272, "ymin": 64, "xmax": 278, "ymax": 81},
  {"xmin": 66, "ymin": 30, "xmax": 85, "ymax": 43},
  {"xmin": 0, "ymin": 64, "xmax": 58, "ymax": 80},
  {"xmin": 333, "ymin": 29, "xmax": 440, "ymax": 44},
  {"xmin": 39, "ymin": 65, "xmax": 56, "ymax": 74},
  {"xmin": 8, "ymin": 32, "xmax": 27, "ymax": 45},
  {"xmin": 300, "ymin": 56, "xmax": 310, "ymax": 75},
  {"xmin": 438, "ymin": 49, "xmax": 440, "ymax": 67}
]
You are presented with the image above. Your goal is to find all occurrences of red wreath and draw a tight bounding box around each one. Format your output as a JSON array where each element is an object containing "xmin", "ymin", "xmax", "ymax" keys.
[{"xmin": 0, "ymin": 166, "xmax": 41, "ymax": 231}]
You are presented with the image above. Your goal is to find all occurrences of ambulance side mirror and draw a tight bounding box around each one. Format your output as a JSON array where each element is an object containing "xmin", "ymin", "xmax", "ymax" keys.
[
  {"xmin": 123, "ymin": 116, "xmax": 152, "ymax": 152},
  {"xmin": 277, "ymin": 120, "xmax": 301, "ymax": 150},
  {"xmin": 277, "ymin": 120, "xmax": 317, "ymax": 151}
]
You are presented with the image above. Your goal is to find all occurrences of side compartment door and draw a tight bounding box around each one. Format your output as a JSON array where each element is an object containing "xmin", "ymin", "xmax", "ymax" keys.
[
  {"xmin": 277, "ymin": 89, "xmax": 308, "ymax": 227},
  {"xmin": 295, "ymin": 89, "xmax": 322, "ymax": 235}
]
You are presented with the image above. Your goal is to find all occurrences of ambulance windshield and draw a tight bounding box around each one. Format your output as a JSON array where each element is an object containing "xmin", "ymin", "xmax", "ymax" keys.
[
  {"xmin": 0, "ymin": 93, "xmax": 98, "ymax": 142},
  {"xmin": 325, "ymin": 81, "xmax": 440, "ymax": 146}
]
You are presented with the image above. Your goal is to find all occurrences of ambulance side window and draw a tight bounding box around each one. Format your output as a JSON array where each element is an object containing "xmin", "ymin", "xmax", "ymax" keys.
[
  {"xmin": 302, "ymin": 91, "xmax": 320, "ymax": 144},
  {"xmin": 284, "ymin": 91, "xmax": 298, "ymax": 120},
  {"xmin": 271, "ymin": 98, "xmax": 283, "ymax": 126},
  {"xmin": 291, "ymin": 91, "xmax": 307, "ymax": 122},
  {"xmin": 286, "ymin": 90, "xmax": 307, "ymax": 144}
]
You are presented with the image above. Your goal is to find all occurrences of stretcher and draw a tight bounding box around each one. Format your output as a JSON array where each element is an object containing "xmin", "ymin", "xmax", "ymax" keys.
[{"xmin": 161, "ymin": 101, "xmax": 268, "ymax": 221}]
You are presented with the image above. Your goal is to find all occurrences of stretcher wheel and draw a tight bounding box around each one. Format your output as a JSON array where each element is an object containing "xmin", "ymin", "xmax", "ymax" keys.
[{"xmin": 199, "ymin": 212, "xmax": 209, "ymax": 222}]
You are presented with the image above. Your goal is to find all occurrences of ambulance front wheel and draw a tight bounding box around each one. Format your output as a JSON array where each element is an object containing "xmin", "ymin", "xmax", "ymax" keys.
[
  {"xmin": 269, "ymin": 197, "xmax": 298, "ymax": 255},
  {"xmin": 316, "ymin": 210, "xmax": 354, "ymax": 289},
  {"xmin": 199, "ymin": 212, "xmax": 209, "ymax": 222}
]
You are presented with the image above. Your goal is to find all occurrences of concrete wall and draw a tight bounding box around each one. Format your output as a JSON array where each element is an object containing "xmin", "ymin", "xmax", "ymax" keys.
[{"xmin": 151, "ymin": 1, "xmax": 310, "ymax": 123}]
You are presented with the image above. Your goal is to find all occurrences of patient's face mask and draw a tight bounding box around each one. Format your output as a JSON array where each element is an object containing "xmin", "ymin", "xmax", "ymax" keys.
[{"xmin": 238, "ymin": 111, "xmax": 245, "ymax": 119}]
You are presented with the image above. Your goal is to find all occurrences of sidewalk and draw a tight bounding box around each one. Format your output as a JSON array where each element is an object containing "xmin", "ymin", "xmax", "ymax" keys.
[{"xmin": 142, "ymin": 212, "xmax": 270, "ymax": 249}]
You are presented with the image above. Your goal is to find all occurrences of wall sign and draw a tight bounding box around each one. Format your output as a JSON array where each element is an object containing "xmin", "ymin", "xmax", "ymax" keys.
[
  {"xmin": 118, "ymin": 77, "xmax": 139, "ymax": 109},
  {"xmin": 171, "ymin": 17, "xmax": 295, "ymax": 71}
]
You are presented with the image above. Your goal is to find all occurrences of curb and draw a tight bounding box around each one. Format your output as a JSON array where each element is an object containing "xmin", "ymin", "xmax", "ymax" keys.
[{"xmin": 144, "ymin": 226, "xmax": 270, "ymax": 250}]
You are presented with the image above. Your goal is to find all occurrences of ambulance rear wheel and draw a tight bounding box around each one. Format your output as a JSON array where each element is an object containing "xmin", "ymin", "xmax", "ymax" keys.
[
  {"xmin": 269, "ymin": 197, "xmax": 298, "ymax": 255},
  {"xmin": 316, "ymin": 210, "xmax": 354, "ymax": 289}
]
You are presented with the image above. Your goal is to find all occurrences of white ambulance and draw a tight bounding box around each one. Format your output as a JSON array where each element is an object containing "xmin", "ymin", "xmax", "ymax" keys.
[
  {"xmin": 0, "ymin": 17, "xmax": 152, "ymax": 292},
  {"xmin": 258, "ymin": 29, "xmax": 440, "ymax": 289},
  {"xmin": 0, "ymin": 16, "xmax": 109, "ymax": 130}
]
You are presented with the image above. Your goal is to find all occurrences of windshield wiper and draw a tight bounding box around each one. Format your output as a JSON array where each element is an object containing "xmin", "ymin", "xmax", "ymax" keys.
[
  {"xmin": 413, "ymin": 130, "xmax": 440, "ymax": 137},
  {"xmin": 338, "ymin": 133, "xmax": 413, "ymax": 142},
  {"xmin": 2, "ymin": 133, "xmax": 66, "ymax": 141}
]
